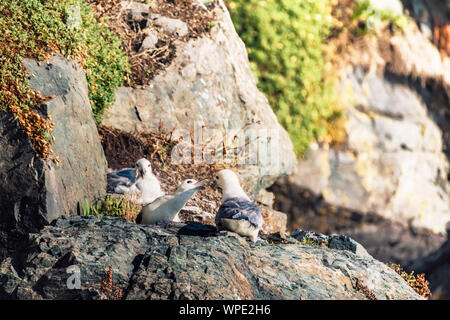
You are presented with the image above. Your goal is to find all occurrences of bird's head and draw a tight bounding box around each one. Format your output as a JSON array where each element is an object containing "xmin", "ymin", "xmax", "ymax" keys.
[
  {"xmin": 213, "ymin": 169, "xmax": 240, "ymax": 191},
  {"xmin": 213, "ymin": 169, "xmax": 249, "ymax": 201},
  {"xmin": 176, "ymin": 179, "xmax": 206, "ymax": 192},
  {"xmin": 135, "ymin": 158, "xmax": 152, "ymax": 179}
]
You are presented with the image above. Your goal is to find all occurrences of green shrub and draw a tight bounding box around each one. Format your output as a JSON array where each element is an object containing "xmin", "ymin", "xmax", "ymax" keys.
[
  {"xmin": 74, "ymin": 1, "xmax": 130, "ymax": 122},
  {"xmin": 0, "ymin": 0, "xmax": 129, "ymax": 157},
  {"xmin": 227, "ymin": 0, "xmax": 339, "ymax": 155}
]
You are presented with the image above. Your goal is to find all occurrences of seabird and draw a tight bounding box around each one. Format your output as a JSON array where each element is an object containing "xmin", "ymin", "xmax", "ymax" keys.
[
  {"xmin": 214, "ymin": 169, "xmax": 264, "ymax": 242},
  {"xmin": 136, "ymin": 179, "xmax": 205, "ymax": 224},
  {"xmin": 107, "ymin": 158, "xmax": 165, "ymax": 205}
]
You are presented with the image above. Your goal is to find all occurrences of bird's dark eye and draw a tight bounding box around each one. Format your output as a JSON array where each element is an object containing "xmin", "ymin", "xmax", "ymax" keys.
[
  {"xmin": 215, "ymin": 176, "xmax": 219, "ymax": 180},
  {"xmin": 187, "ymin": 180, "xmax": 193, "ymax": 184},
  {"xmin": 148, "ymin": 164, "xmax": 151, "ymax": 167}
]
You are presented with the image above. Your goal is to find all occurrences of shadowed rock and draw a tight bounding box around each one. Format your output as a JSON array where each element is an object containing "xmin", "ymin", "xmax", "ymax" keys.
[
  {"xmin": 0, "ymin": 216, "xmax": 422, "ymax": 300},
  {"xmin": 0, "ymin": 55, "xmax": 107, "ymax": 259}
]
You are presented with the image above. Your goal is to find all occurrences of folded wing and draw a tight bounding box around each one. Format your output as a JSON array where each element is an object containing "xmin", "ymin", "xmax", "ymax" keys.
[
  {"xmin": 216, "ymin": 198, "xmax": 263, "ymax": 229},
  {"xmin": 106, "ymin": 168, "xmax": 136, "ymax": 194}
]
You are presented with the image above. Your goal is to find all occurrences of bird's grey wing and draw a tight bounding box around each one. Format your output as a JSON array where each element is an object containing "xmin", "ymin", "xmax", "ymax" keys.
[
  {"xmin": 216, "ymin": 198, "xmax": 263, "ymax": 229},
  {"xmin": 106, "ymin": 168, "xmax": 136, "ymax": 193},
  {"xmin": 115, "ymin": 168, "xmax": 136, "ymax": 183}
]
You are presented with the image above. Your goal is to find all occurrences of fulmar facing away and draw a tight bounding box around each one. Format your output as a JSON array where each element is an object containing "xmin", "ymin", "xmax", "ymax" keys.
[{"xmin": 214, "ymin": 169, "xmax": 264, "ymax": 242}]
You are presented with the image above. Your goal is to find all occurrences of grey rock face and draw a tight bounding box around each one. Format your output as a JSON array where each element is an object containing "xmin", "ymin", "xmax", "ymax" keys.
[
  {"xmin": 270, "ymin": 179, "xmax": 447, "ymax": 267},
  {"xmin": 102, "ymin": 0, "xmax": 296, "ymax": 197},
  {"xmin": 0, "ymin": 55, "xmax": 107, "ymax": 258},
  {"xmin": 150, "ymin": 14, "xmax": 189, "ymax": 37},
  {"xmin": 288, "ymin": 65, "xmax": 450, "ymax": 234},
  {"xmin": 290, "ymin": 230, "xmax": 371, "ymax": 258},
  {"xmin": 140, "ymin": 30, "xmax": 159, "ymax": 51},
  {"xmin": 271, "ymin": 23, "xmax": 450, "ymax": 297},
  {"xmin": 120, "ymin": 1, "xmax": 150, "ymax": 17},
  {"xmin": 0, "ymin": 216, "xmax": 422, "ymax": 300}
]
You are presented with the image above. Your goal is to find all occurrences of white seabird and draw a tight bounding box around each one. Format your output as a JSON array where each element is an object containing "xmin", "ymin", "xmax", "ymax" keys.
[
  {"xmin": 107, "ymin": 158, "xmax": 165, "ymax": 205},
  {"xmin": 214, "ymin": 169, "xmax": 264, "ymax": 242},
  {"xmin": 136, "ymin": 179, "xmax": 206, "ymax": 224}
]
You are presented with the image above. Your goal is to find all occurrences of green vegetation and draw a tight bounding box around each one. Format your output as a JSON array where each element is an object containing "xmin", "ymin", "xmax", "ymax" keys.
[
  {"xmin": 227, "ymin": 0, "xmax": 340, "ymax": 155},
  {"xmin": 0, "ymin": 0, "xmax": 129, "ymax": 158},
  {"xmin": 352, "ymin": 0, "xmax": 409, "ymax": 34},
  {"xmin": 75, "ymin": 2, "xmax": 130, "ymax": 123},
  {"xmin": 83, "ymin": 196, "xmax": 140, "ymax": 222},
  {"xmin": 300, "ymin": 236, "xmax": 327, "ymax": 247}
]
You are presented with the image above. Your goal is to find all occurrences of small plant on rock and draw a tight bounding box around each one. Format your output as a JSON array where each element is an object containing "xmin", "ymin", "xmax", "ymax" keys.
[
  {"xmin": 100, "ymin": 266, "xmax": 123, "ymax": 300},
  {"xmin": 389, "ymin": 263, "xmax": 431, "ymax": 299},
  {"xmin": 83, "ymin": 195, "xmax": 141, "ymax": 223}
]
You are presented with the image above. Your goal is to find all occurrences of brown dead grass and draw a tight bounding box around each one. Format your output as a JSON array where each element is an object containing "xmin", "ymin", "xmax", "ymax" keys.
[
  {"xmin": 389, "ymin": 263, "xmax": 432, "ymax": 299},
  {"xmin": 100, "ymin": 266, "xmax": 123, "ymax": 300},
  {"xmin": 354, "ymin": 278, "xmax": 378, "ymax": 300},
  {"xmin": 89, "ymin": 0, "xmax": 217, "ymax": 87}
]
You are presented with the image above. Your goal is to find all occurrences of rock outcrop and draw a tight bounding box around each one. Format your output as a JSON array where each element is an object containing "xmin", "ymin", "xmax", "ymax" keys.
[
  {"xmin": 270, "ymin": 180, "xmax": 447, "ymax": 267},
  {"xmin": 286, "ymin": 64, "xmax": 450, "ymax": 234},
  {"xmin": 0, "ymin": 216, "xmax": 422, "ymax": 300},
  {"xmin": 271, "ymin": 19, "xmax": 450, "ymax": 298},
  {"xmin": 101, "ymin": 0, "xmax": 297, "ymax": 196},
  {"xmin": 0, "ymin": 55, "xmax": 107, "ymax": 258},
  {"xmin": 273, "ymin": 21, "xmax": 450, "ymax": 232}
]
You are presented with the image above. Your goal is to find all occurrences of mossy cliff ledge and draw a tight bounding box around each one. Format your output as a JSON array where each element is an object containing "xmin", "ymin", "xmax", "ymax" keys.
[
  {"xmin": 0, "ymin": 216, "xmax": 422, "ymax": 300},
  {"xmin": 0, "ymin": 55, "xmax": 107, "ymax": 259}
]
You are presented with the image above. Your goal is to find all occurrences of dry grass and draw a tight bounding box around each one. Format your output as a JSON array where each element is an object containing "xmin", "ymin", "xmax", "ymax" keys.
[
  {"xmin": 99, "ymin": 266, "xmax": 123, "ymax": 300},
  {"xmin": 89, "ymin": 0, "xmax": 217, "ymax": 87},
  {"xmin": 354, "ymin": 278, "xmax": 378, "ymax": 300},
  {"xmin": 389, "ymin": 263, "xmax": 432, "ymax": 299},
  {"xmin": 83, "ymin": 192, "xmax": 142, "ymax": 223}
]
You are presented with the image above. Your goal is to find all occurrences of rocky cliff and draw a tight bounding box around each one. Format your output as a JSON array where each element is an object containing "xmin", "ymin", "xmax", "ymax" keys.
[
  {"xmin": 271, "ymin": 0, "xmax": 450, "ymax": 298},
  {"xmin": 278, "ymin": 22, "xmax": 450, "ymax": 234},
  {"xmin": 0, "ymin": 0, "xmax": 435, "ymax": 300},
  {"xmin": 0, "ymin": 216, "xmax": 422, "ymax": 300}
]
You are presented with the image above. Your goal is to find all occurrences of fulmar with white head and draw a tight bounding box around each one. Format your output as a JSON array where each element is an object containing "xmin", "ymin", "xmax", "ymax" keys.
[
  {"xmin": 136, "ymin": 179, "xmax": 205, "ymax": 224},
  {"xmin": 214, "ymin": 169, "xmax": 264, "ymax": 242},
  {"xmin": 107, "ymin": 158, "xmax": 165, "ymax": 205}
]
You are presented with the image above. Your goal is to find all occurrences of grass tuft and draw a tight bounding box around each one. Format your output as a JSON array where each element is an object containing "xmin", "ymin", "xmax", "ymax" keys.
[{"xmin": 83, "ymin": 194, "xmax": 141, "ymax": 223}]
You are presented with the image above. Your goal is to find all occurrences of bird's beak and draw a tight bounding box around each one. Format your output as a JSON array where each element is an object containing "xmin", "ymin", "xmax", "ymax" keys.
[
  {"xmin": 194, "ymin": 180, "xmax": 206, "ymax": 189},
  {"xmin": 135, "ymin": 168, "xmax": 139, "ymax": 179}
]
